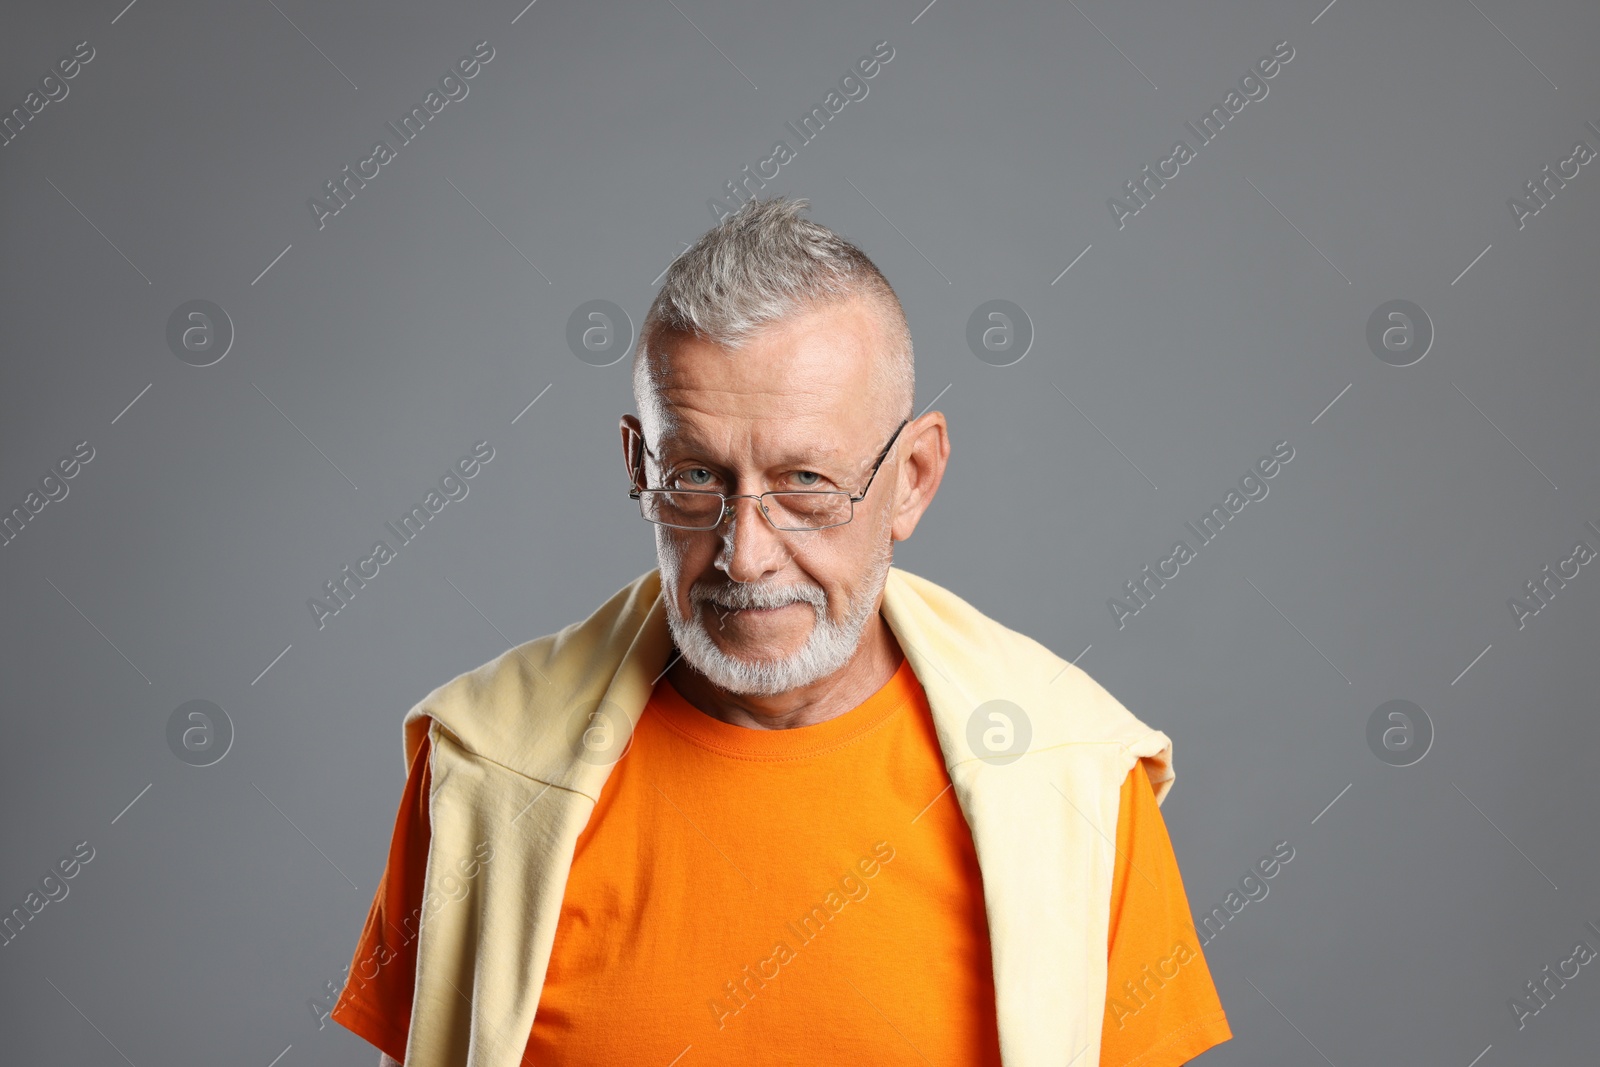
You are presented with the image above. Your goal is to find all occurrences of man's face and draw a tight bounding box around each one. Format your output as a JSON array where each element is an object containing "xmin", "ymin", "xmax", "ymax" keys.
[{"xmin": 630, "ymin": 296, "xmax": 902, "ymax": 696}]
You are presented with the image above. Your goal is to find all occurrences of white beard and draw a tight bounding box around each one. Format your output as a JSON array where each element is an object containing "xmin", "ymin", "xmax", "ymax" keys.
[{"xmin": 659, "ymin": 531, "xmax": 894, "ymax": 697}]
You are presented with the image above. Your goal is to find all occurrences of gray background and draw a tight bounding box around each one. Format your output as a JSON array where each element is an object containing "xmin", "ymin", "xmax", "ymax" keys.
[{"xmin": 2, "ymin": 0, "xmax": 1597, "ymax": 1064}]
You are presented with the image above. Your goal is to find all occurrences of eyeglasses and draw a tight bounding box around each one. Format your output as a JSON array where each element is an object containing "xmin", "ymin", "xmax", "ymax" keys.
[{"xmin": 629, "ymin": 418, "xmax": 909, "ymax": 531}]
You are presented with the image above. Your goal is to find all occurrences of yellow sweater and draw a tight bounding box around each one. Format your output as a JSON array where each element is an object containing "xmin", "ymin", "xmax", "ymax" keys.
[{"xmin": 397, "ymin": 565, "xmax": 1174, "ymax": 1067}]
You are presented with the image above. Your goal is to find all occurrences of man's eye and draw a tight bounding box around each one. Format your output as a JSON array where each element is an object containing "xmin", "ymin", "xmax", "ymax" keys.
[
  {"xmin": 675, "ymin": 468, "xmax": 715, "ymax": 488},
  {"xmin": 791, "ymin": 471, "xmax": 822, "ymax": 487}
]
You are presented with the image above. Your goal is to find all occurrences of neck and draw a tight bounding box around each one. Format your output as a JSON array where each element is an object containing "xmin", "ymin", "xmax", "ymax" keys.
[{"xmin": 667, "ymin": 610, "xmax": 905, "ymax": 730}]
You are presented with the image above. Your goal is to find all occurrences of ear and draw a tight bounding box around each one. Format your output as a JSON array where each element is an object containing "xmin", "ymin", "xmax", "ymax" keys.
[
  {"xmin": 620, "ymin": 414, "xmax": 645, "ymax": 488},
  {"xmin": 889, "ymin": 411, "xmax": 950, "ymax": 543}
]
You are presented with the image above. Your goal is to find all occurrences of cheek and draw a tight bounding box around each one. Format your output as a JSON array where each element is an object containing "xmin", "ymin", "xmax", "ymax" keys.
[
  {"xmin": 654, "ymin": 524, "xmax": 686, "ymax": 566},
  {"xmin": 656, "ymin": 523, "xmax": 715, "ymax": 572},
  {"xmin": 656, "ymin": 530, "xmax": 712, "ymax": 604},
  {"xmin": 801, "ymin": 545, "xmax": 857, "ymax": 615}
]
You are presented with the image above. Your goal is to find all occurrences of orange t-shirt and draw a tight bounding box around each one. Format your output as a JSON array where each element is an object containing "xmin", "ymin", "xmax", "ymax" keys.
[{"xmin": 332, "ymin": 656, "xmax": 1230, "ymax": 1066}]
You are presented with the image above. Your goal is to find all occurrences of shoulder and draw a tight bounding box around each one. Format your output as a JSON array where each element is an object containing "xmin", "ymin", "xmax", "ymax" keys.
[
  {"xmin": 400, "ymin": 568, "xmax": 670, "ymax": 782},
  {"xmin": 886, "ymin": 567, "xmax": 1175, "ymax": 799}
]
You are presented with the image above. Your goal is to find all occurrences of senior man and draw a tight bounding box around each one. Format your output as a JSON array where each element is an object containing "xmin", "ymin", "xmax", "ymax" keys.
[{"xmin": 331, "ymin": 197, "xmax": 1232, "ymax": 1066}]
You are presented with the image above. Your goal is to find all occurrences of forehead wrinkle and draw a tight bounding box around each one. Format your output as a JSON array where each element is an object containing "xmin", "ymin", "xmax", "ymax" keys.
[{"xmin": 651, "ymin": 388, "xmax": 847, "ymax": 468}]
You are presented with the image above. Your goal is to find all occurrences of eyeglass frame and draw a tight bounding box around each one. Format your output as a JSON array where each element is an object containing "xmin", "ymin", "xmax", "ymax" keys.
[{"xmin": 628, "ymin": 416, "xmax": 911, "ymax": 532}]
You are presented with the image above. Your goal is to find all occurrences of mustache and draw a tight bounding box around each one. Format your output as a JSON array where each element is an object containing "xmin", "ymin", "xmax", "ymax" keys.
[{"xmin": 691, "ymin": 581, "xmax": 826, "ymax": 611}]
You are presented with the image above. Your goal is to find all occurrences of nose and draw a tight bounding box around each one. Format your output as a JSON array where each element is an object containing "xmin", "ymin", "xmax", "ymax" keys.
[{"xmin": 715, "ymin": 495, "xmax": 793, "ymax": 584}]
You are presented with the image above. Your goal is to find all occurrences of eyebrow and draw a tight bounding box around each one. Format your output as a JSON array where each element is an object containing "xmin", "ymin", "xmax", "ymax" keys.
[{"xmin": 655, "ymin": 436, "xmax": 843, "ymax": 469}]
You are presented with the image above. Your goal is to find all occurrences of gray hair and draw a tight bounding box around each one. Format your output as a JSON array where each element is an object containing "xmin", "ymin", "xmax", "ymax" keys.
[{"xmin": 632, "ymin": 196, "xmax": 914, "ymax": 432}]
